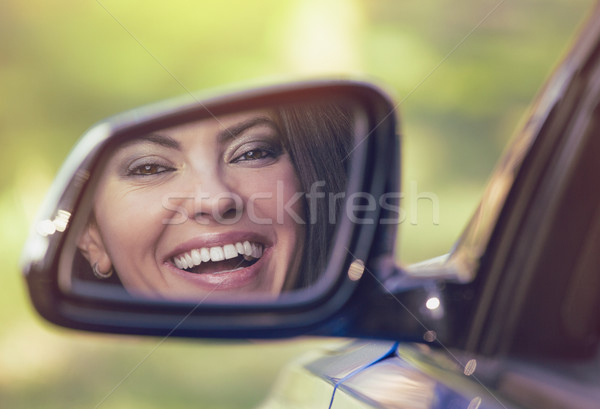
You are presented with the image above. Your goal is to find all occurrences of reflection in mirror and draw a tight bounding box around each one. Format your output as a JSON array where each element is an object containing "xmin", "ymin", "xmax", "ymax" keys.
[{"xmin": 60, "ymin": 100, "xmax": 360, "ymax": 302}]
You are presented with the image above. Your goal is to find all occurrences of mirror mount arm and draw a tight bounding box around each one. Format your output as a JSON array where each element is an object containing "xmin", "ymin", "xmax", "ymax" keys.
[{"xmin": 335, "ymin": 255, "xmax": 472, "ymax": 350}]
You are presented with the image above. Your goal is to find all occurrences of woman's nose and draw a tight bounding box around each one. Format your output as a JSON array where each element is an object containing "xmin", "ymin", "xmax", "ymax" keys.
[{"xmin": 189, "ymin": 174, "xmax": 243, "ymax": 224}]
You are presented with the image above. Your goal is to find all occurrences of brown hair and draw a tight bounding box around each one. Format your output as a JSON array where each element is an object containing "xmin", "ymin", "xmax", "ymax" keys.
[{"xmin": 276, "ymin": 102, "xmax": 353, "ymax": 288}]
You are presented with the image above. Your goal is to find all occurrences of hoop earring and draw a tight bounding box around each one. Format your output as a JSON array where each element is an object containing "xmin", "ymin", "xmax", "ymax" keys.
[{"xmin": 93, "ymin": 262, "xmax": 113, "ymax": 279}]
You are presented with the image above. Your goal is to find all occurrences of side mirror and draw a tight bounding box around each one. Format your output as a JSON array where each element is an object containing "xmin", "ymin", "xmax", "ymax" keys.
[{"xmin": 21, "ymin": 80, "xmax": 403, "ymax": 339}]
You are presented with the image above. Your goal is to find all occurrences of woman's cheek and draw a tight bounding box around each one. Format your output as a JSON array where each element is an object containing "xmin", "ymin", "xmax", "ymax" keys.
[
  {"xmin": 245, "ymin": 165, "xmax": 302, "ymax": 208},
  {"xmin": 97, "ymin": 186, "xmax": 167, "ymax": 254},
  {"xmin": 238, "ymin": 179, "xmax": 279, "ymax": 221}
]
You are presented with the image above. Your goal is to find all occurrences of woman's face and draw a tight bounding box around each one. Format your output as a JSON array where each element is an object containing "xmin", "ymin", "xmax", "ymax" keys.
[{"xmin": 79, "ymin": 111, "xmax": 306, "ymax": 301}]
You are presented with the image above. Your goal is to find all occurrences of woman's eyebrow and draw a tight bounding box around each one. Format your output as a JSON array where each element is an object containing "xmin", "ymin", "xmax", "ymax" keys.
[
  {"xmin": 217, "ymin": 116, "xmax": 275, "ymax": 142},
  {"xmin": 123, "ymin": 133, "xmax": 181, "ymax": 150}
]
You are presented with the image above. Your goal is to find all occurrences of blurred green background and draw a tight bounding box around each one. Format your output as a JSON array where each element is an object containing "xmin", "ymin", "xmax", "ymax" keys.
[{"xmin": 1, "ymin": 0, "xmax": 594, "ymax": 408}]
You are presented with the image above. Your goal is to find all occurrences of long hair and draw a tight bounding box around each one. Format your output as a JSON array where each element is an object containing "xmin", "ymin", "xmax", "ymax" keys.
[{"xmin": 276, "ymin": 102, "xmax": 353, "ymax": 288}]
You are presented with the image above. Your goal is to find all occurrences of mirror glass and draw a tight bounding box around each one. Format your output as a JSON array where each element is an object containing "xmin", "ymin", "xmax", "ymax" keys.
[{"xmin": 58, "ymin": 98, "xmax": 367, "ymax": 303}]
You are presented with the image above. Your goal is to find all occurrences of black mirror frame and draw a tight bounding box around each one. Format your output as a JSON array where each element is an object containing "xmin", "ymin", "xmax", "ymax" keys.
[{"xmin": 20, "ymin": 80, "xmax": 400, "ymax": 339}]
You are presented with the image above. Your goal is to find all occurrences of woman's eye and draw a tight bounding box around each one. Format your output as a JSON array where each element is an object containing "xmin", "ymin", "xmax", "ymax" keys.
[
  {"xmin": 127, "ymin": 163, "xmax": 173, "ymax": 176},
  {"xmin": 235, "ymin": 149, "xmax": 271, "ymax": 162},
  {"xmin": 231, "ymin": 142, "xmax": 282, "ymax": 164}
]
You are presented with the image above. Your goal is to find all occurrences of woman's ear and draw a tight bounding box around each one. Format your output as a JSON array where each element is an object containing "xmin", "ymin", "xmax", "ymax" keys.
[{"xmin": 77, "ymin": 223, "xmax": 112, "ymax": 274}]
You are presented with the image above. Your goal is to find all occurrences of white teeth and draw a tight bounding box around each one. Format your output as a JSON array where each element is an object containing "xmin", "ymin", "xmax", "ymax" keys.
[
  {"xmin": 251, "ymin": 243, "xmax": 262, "ymax": 258},
  {"xmin": 191, "ymin": 249, "xmax": 202, "ymax": 265},
  {"xmin": 223, "ymin": 244, "xmax": 237, "ymax": 259},
  {"xmin": 210, "ymin": 246, "xmax": 225, "ymax": 262},
  {"xmin": 174, "ymin": 257, "xmax": 184, "ymax": 269},
  {"xmin": 184, "ymin": 253, "xmax": 193, "ymax": 268},
  {"xmin": 172, "ymin": 240, "xmax": 264, "ymax": 270},
  {"xmin": 243, "ymin": 241, "xmax": 253, "ymax": 256},
  {"xmin": 200, "ymin": 248, "xmax": 210, "ymax": 262}
]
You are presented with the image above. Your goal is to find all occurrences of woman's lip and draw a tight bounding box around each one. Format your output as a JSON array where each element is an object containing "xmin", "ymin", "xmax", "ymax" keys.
[
  {"xmin": 163, "ymin": 246, "xmax": 272, "ymax": 291},
  {"xmin": 163, "ymin": 231, "xmax": 272, "ymax": 262}
]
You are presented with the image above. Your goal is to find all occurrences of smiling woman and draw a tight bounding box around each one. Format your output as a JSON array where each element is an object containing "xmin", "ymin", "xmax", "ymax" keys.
[{"xmin": 71, "ymin": 102, "xmax": 354, "ymax": 302}]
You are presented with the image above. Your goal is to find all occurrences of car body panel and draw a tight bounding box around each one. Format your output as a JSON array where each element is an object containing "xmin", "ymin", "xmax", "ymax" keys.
[
  {"xmin": 262, "ymin": 342, "xmax": 519, "ymax": 409},
  {"xmin": 260, "ymin": 341, "xmax": 395, "ymax": 408}
]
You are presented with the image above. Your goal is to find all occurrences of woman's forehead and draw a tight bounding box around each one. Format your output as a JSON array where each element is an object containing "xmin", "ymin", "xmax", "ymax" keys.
[
  {"xmin": 112, "ymin": 109, "xmax": 278, "ymax": 154},
  {"xmin": 161, "ymin": 109, "xmax": 276, "ymax": 140}
]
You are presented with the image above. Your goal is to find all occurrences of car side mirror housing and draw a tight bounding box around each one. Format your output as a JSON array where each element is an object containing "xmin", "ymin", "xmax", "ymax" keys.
[{"xmin": 20, "ymin": 80, "xmax": 422, "ymax": 340}]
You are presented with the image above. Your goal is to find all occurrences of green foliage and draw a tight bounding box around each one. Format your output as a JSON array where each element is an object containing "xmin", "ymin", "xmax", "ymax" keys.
[{"xmin": 0, "ymin": 0, "xmax": 594, "ymax": 407}]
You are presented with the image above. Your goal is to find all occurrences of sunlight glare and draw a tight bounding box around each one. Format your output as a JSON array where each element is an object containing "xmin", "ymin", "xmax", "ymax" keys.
[{"xmin": 282, "ymin": 0, "xmax": 362, "ymax": 74}]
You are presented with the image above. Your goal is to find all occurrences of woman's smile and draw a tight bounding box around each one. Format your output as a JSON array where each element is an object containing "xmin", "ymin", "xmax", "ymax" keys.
[
  {"xmin": 164, "ymin": 245, "xmax": 273, "ymax": 291},
  {"xmin": 161, "ymin": 231, "xmax": 273, "ymax": 290},
  {"xmin": 170, "ymin": 241, "xmax": 263, "ymax": 273}
]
